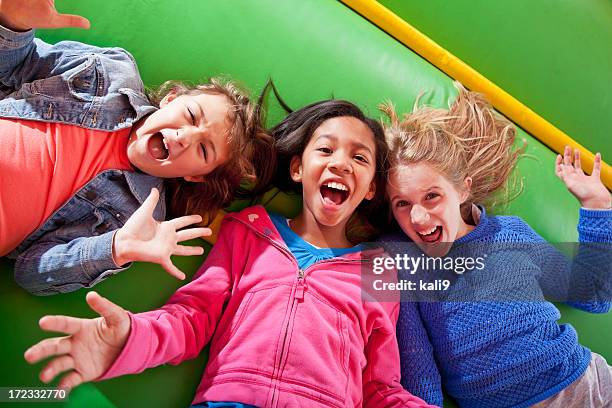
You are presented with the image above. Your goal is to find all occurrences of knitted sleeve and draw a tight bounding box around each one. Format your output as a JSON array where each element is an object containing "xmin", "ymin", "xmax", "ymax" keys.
[
  {"xmin": 397, "ymin": 301, "xmax": 443, "ymax": 406},
  {"xmin": 531, "ymin": 209, "xmax": 612, "ymax": 313}
]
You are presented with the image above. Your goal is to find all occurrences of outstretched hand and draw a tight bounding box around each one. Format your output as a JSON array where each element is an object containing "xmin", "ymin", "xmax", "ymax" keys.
[
  {"xmin": 112, "ymin": 188, "xmax": 211, "ymax": 280},
  {"xmin": 24, "ymin": 292, "xmax": 130, "ymax": 390},
  {"xmin": 555, "ymin": 146, "xmax": 611, "ymax": 209},
  {"xmin": 0, "ymin": 0, "xmax": 90, "ymax": 31}
]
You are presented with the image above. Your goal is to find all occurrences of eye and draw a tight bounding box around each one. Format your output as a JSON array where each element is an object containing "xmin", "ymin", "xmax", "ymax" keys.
[
  {"xmin": 354, "ymin": 154, "xmax": 369, "ymax": 163},
  {"xmin": 395, "ymin": 200, "xmax": 410, "ymax": 208},
  {"xmin": 187, "ymin": 107, "xmax": 196, "ymax": 125},
  {"xmin": 425, "ymin": 192, "xmax": 439, "ymax": 200},
  {"xmin": 317, "ymin": 147, "xmax": 333, "ymax": 154},
  {"xmin": 200, "ymin": 143, "xmax": 208, "ymax": 161}
]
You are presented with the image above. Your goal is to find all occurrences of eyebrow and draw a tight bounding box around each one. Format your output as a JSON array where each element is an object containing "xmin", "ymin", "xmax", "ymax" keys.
[{"xmin": 315, "ymin": 134, "xmax": 374, "ymax": 156}]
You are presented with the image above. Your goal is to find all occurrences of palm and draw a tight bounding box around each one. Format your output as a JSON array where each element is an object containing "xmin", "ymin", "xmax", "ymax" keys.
[
  {"xmin": 68, "ymin": 317, "xmax": 126, "ymax": 381},
  {"xmin": 0, "ymin": 0, "xmax": 90, "ymax": 31},
  {"xmin": 113, "ymin": 188, "xmax": 211, "ymax": 280},
  {"xmin": 556, "ymin": 147, "xmax": 610, "ymax": 209},
  {"xmin": 24, "ymin": 292, "xmax": 130, "ymax": 390}
]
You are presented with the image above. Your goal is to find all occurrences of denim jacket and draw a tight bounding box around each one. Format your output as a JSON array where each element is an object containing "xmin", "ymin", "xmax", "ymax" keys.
[{"xmin": 0, "ymin": 24, "xmax": 165, "ymax": 295}]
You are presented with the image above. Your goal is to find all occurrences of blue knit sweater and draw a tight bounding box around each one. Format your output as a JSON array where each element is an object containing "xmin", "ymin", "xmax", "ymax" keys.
[{"xmin": 391, "ymin": 208, "xmax": 612, "ymax": 408}]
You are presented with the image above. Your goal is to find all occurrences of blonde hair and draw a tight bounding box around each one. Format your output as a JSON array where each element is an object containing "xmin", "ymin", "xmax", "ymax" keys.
[
  {"xmin": 381, "ymin": 82, "xmax": 523, "ymax": 209},
  {"xmin": 147, "ymin": 77, "xmax": 275, "ymax": 223}
]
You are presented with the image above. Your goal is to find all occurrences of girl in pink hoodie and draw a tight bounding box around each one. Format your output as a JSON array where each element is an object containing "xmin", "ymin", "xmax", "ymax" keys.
[{"xmin": 25, "ymin": 100, "xmax": 435, "ymax": 408}]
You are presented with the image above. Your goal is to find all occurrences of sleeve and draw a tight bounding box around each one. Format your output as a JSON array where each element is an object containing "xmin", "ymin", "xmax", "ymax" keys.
[
  {"xmin": 0, "ymin": 23, "xmax": 36, "ymax": 89},
  {"xmin": 14, "ymin": 231, "xmax": 125, "ymax": 296},
  {"xmin": 98, "ymin": 220, "xmax": 237, "ymax": 380},
  {"xmin": 532, "ymin": 209, "xmax": 612, "ymax": 313},
  {"xmin": 0, "ymin": 23, "xmax": 111, "ymax": 94},
  {"xmin": 362, "ymin": 303, "xmax": 439, "ymax": 408},
  {"xmin": 397, "ymin": 302, "xmax": 444, "ymax": 406}
]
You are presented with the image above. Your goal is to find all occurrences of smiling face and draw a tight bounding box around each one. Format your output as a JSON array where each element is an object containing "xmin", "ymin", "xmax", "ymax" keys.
[
  {"xmin": 388, "ymin": 162, "xmax": 473, "ymax": 257},
  {"xmin": 127, "ymin": 92, "xmax": 232, "ymax": 180},
  {"xmin": 290, "ymin": 116, "xmax": 377, "ymax": 231}
]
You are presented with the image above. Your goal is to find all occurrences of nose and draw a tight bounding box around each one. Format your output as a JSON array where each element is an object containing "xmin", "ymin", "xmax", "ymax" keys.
[
  {"xmin": 168, "ymin": 128, "xmax": 202, "ymax": 152},
  {"xmin": 410, "ymin": 204, "xmax": 430, "ymax": 225},
  {"xmin": 175, "ymin": 128, "xmax": 200, "ymax": 146},
  {"xmin": 328, "ymin": 153, "xmax": 352, "ymax": 174}
]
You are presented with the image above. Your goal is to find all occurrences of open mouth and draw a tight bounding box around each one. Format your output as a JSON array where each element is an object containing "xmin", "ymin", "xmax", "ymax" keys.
[
  {"xmin": 147, "ymin": 132, "xmax": 169, "ymax": 160},
  {"xmin": 417, "ymin": 226, "xmax": 442, "ymax": 243},
  {"xmin": 320, "ymin": 181, "xmax": 350, "ymax": 207}
]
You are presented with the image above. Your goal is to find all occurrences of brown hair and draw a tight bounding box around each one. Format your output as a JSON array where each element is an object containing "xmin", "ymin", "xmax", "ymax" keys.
[
  {"xmin": 147, "ymin": 77, "xmax": 276, "ymax": 223},
  {"xmin": 381, "ymin": 82, "xmax": 523, "ymax": 209},
  {"xmin": 271, "ymin": 99, "xmax": 390, "ymax": 243}
]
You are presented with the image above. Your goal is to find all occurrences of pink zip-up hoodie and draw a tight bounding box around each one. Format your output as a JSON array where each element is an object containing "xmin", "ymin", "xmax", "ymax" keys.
[{"xmin": 100, "ymin": 206, "xmax": 435, "ymax": 408}]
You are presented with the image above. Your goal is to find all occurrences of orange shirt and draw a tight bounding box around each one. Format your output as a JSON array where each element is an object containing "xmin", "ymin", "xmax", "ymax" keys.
[{"xmin": 0, "ymin": 119, "xmax": 132, "ymax": 256}]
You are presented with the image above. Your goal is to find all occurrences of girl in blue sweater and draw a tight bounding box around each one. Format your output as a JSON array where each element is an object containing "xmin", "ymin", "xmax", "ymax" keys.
[{"xmin": 381, "ymin": 83, "xmax": 612, "ymax": 407}]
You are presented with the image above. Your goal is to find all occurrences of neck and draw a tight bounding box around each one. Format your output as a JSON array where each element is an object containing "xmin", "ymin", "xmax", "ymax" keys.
[{"xmin": 289, "ymin": 211, "xmax": 352, "ymax": 249}]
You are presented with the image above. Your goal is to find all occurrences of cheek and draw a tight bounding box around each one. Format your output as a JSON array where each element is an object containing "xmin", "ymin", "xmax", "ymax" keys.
[{"xmin": 393, "ymin": 209, "xmax": 413, "ymax": 231}]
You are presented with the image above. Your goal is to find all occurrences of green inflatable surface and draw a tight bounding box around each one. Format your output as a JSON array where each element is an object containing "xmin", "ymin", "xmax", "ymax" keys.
[{"xmin": 1, "ymin": 1, "xmax": 610, "ymax": 407}]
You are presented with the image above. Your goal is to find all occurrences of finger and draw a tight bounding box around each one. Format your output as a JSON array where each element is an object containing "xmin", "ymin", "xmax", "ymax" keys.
[
  {"xmin": 168, "ymin": 214, "xmax": 203, "ymax": 230},
  {"xmin": 52, "ymin": 13, "xmax": 91, "ymax": 29},
  {"xmin": 58, "ymin": 371, "xmax": 84, "ymax": 391},
  {"xmin": 555, "ymin": 154, "xmax": 563, "ymax": 177},
  {"xmin": 592, "ymin": 152, "xmax": 602, "ymax": 177},
  {"xmin": 86, "ymin": 292, "xmax": 126, "ymax": 327},
  {"xmin": 25, "ymin": 337, "xmax": 71, "ymax": 364},
  {"xmin": 176, "ymin": 228, "xmax": 212, "ymax": 242},
  {"xmin": 139, "ymin": 188, "xmax": 160, "ymax": 218},
  {"xmin": 573, "ymin": 149, "xmax": 583, "ymax": 172},
  {"xmin": 161, "ymin": 260, "xmax": 186, "ymax": 280},
  {"xmin": 40, "ymin": 355, "xmax": 75, "ymax": 384},
  {"xmin": 173, "ymin": 245, "xmax": 205, "ymax": 257},
  {"xmin": 563, "ymin": 145, "xmax": 572, "ymax": 167},
  {"xmin": 39, "ymin": 315, "xmax": 83, "ymax": 335}
]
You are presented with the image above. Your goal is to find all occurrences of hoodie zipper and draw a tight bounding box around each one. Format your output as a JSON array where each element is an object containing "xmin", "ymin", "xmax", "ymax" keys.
[{"xmin": 231, "ymin": 215, "xmax": 372, "ymax": 407}]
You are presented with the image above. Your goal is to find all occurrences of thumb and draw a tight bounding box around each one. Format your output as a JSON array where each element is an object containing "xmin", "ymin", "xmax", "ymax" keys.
[
  {"xmin": 138, "ymin": 188, "xmax": 160, "ymax": 218},
  {"xmin": 86, "ymin": 292, "xmax": 126, "ymax": 327},
  {"xmin": 52, "ymin": 13, "xmax": 91, "ymax": 29}
]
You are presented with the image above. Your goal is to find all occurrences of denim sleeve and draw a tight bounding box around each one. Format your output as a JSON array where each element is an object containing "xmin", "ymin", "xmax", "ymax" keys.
[
  {"xmin": 397, "ymin": 302, "xmax": 444, "ymax": 406},
  {"xmin": 0, "ymin": 23, "xmax": 109, "ymax": 93},
  {"xmin": 534, "ymin": 209, "xmax": 612, "ymax": 313},
  {"xmin": 0, "ymin": 24, "xmax": 36, "ymax": 89},
  {"xmin": 13, "ymin": 230, "xmax": 127, "ymax": 296}
]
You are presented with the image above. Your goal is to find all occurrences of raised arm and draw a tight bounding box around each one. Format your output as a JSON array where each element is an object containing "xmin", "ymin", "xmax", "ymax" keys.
[
  {"xmin": 25, "ymin": 218, "xmax": 237, "ymax": 388},
  {"xmin": 534, "ymin": 147, "xmax": 611, "ymax": 311},
  {"xmin": 15, "ymin": 189, "xmax": 210, "ymax": 296},
  {"xmin": 0, "ymin": 0, "xmax": 89, "ymax": 91}
]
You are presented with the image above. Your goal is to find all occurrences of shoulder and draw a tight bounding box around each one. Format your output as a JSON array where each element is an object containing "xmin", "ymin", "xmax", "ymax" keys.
[
  {"xmin": 219, "ymin": 206, "xmax": 275, "ymax": 239},
  {"xmin": 481, "ymin": 214, "xmax": 546, "ymax": 243}
]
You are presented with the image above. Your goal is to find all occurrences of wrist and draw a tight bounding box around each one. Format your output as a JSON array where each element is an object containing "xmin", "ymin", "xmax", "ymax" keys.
[
  {"xmin": 580, "ymin": 196, "xmax": 612, "ymax": 210},
  {"xmin": 112, "ymin": 229, "xmax": 134, "ymax": 266},
  {"xmin": 0, "ymin": 14, "xmax": 30, "ymax": 32}
]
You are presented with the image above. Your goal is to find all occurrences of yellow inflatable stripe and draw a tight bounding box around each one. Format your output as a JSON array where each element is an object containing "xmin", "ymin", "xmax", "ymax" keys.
[{"xmin": 340, "ymin": 0, "xmax": 612, "ymax": 190}]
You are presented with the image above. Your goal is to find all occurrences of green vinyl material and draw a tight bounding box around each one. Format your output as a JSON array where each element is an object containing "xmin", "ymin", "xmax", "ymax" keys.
[
  {"xmin": 1, "ymin": 1, "xmax": 610, "ymax": 407},
  {"xmin": 378, "ymin": 0, "xmax": 612, "ymax": 160}
]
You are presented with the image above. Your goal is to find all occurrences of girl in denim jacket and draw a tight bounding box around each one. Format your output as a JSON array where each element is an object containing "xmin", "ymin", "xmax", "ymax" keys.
[
  {"xmin": 0, "ymin": 0, "xmax": 274, "ymax": 295},
  {"xmin": 24, "ymin": 100, "xmax": 436, "ymax": 407}
]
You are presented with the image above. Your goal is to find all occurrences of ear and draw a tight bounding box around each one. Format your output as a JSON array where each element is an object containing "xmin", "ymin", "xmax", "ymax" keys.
[
  {"xmin": 159, "ymin": 90, "xmax": 178, "ymax": 108},
  {"xmin": 460, "ymin": 176, "xmax": 472, "ymax": 203},
  {"xmin": 364, "ymin": 181, "xmax": 376, "ymax": 201},
  {"xmin": 289, "ymin": 156, "xmax": 303, "ymax": 183},
  {"xmin": 183, "ymin": 175, "xmax": 205, "ymax": 183}
]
